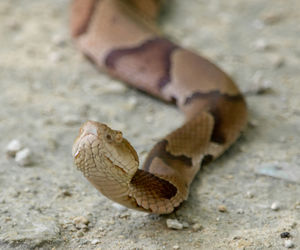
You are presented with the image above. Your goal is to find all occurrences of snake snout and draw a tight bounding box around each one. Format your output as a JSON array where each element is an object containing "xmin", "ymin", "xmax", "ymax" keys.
[{"xmin": 80, "ymin": 120, "xmax": 99, "ymax": 137}]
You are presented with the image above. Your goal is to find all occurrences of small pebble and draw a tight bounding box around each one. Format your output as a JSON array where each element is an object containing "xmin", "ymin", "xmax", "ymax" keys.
[
  {"xmin": 73, "ymin": 216, "xmax": 89, "ymax": 230},
  {"xmin": 166, "ymin": 219, "xmax": 183, "ymax": 230},
  {"xmin": 173, "ymin": 245, "xmax": 180, "ymax": 250},
  {"xmin": 15, "ymin": 148, "xmax": 32, "ymax": 166},
  {"xmin": 112, "ymin": 203, "xmax": 127, "ymax": 212},
  {"xmin": 192, "ymin": 223, "xmax": 203, "ymax": 232},
  {"xmin": 76, "ymin": 231, "xmax": 84, "ymax": 237},
  {"xmin": 91, "ymin": 239, "xmax": 101, "ymax": 245},
  {"xmin": 271, "ymin": 202, "xmax": 280, "ymax": 211},
  {"xmin": 218, "ymin": 205, "xmax": 227, "ymax": 213},
  {"xmin": 182, "ymin": 221, "xmax": 189, "ymax": 228},
  {"xmin": 6, "ymin": 139, "xmax": 22, "ymax": 157},
  {"xmin": 284, "ymin": 239, "xmax": 294, "ymax": 248},
  {"xmin": 253, "ymin": 38, "xmax": 273, "ymax": 51},
  {"xmin": 237, "ymin": 209, "xmax": 244, "ymax": 214},
  {"xmin": 245, "ymin": 191, "xmax": 254, "ymax": 199},
  {"xmin": 280, "ymin": 232, "xmax": 291, "ymax": 238}
]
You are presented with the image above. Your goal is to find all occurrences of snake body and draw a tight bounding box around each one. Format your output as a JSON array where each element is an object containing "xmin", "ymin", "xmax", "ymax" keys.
[{"xmin": 71, "ymin": 0, "xmax": 247, "ymax": 214}]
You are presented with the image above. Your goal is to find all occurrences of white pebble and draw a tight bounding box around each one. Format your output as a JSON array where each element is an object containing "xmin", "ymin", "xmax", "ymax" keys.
[
  {"xmin": 112, "ymin": 203, "xmax": 127, "ymax": 212},
  {"xmin": 284, "ymin": 239, "xmax": 294, "ymax": 248},
  {"xmin": 271, "ymin": 202, "xmax": 280, "ymax": 211},
  {"xmin": 15, "ymin": 148, "xmax": 32, "ymax": 166},
  {"xmin": 6, "ymin": 139, "xmax": 22, "ymax": 157},
  {"xmin": 73, "ymin": 216, "xmax": 89, "ymax": 230},
  {"xmin": 91, "ymin": 239, "xmax": 101, "ymax": 245},
  {"xmin": 253, "ymin": 38, "xmax": 272, "ymax": 51},
  {"xmin": 245, "ymin": 191, "xmax": 254, "ymax": 199},
  {"xmin": 166, "ymin": 219, "xmax": 183, "ymax": 230},
  {"xmin": 237, "ymin": 209, "xmax": 245, "ymax": 214},
  {"xmin": 173, "ymin": 245, "xmax": 180, "ymax": 250}
]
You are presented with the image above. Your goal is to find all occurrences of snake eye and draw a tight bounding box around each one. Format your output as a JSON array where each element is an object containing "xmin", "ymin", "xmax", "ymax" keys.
[{"xmin": 106, "ymin": 134, "xmax": 112, "ymax": 141}]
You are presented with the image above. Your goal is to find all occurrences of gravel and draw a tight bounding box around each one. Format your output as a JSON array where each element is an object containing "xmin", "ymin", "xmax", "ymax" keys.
[{"xmin": 0, "ymin": 0, "xmax": 299, "ymax": 249}]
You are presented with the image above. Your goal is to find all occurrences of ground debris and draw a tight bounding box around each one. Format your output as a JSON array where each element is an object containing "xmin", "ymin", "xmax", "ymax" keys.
[{"xmin": 166, "ymin": 219, "xmax": 184, "ymax": 230}]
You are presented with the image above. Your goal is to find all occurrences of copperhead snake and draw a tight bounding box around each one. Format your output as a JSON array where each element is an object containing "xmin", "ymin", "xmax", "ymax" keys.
[{"xmin": 71, "ymin": 0, "xmax": 247, "ymax": 214}]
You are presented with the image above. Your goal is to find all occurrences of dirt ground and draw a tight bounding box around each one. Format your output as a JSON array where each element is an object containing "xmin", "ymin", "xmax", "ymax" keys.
[{"xmin": 0, "ymin": 0, "xmax": 299, "ymax": 249}]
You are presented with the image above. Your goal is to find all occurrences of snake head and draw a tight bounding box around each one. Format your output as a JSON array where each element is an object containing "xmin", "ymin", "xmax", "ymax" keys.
[
  {"xmin": 72, "ymin": 121, "xmax": 123, "ymax": 153},
  {"xmin": 72, "ymin": 120, "xmax": 139, "ymax": 176}
]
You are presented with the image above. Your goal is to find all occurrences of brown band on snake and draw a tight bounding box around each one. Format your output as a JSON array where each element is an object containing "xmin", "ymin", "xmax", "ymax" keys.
[
  {"xmin": 105, "ymin": 38, "xmax": 178, "ymax": 92},
  {"xmin": 184, "ymin": 91, "xmax": 245, "ymax": 144},
  {"xmin": 143, "ymin": 140, "xmax": 193, "ymax": 172},
  {"xmin": 71, "ymin": 0, "xmax": 248, "ymax": 214}
]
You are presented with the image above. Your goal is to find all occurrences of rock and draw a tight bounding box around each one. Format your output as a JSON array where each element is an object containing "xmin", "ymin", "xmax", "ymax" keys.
[
  {"xmin": 284, "ymin": 239, "xmax": 294, "ymax": 248},
  {"xmin": 182, "ymin": 221, "xmax": 189, "ymax": 228},
  {"xmin": 271, "ymin": 202, "xmax": 280, "ymax": 211},
  {"xmin": 15, "ymin": 148, "xmax": 32, "ymax": 166},
  {"xmin": 237, "ymin": 209, "xmax": 245, "ymax": 214},
  {"xmin": 218, "ymin": 205, "xmax": 227, "ymax": 213},
  {"xmin": 76, "ymin": 231, "xmax": 84, "ymax": 237},
  {"xmin": 173, "ymin": 245, "xmax": 180, "ymax": 249},
  {"xmin": 91, "ymin": 239, "xmax": 101, "ymax": 245},
  {"xmin": 0, "ymin": 215, "xmax": 60, "ymax": 247},
  {"xmin": 6, "ymin": 139, "xmax": 22, "ymax": 157},
  {"xmin": 253, "ymin": 38, "xmax": 273, "ymax": 51},
  {"xmin": 112, "ymin": 203, "xmax": 128, "ymax": 212},
  {"xmin": 280, "ymin": 232, "xmax": 291, "ymax": 239},
  {"xmin": 192, "ymin": 223, "xmax": 203, "ymax": 232},
  {"xmin": 245, "ymin": 191, "xmax": 254, "ymax": 199},
  {"xmin": 166, "ymin": 219, "xmax": 184, "ymax": 230},
  {"xmin": 73, "ymin": 216, "xmax": 90, "ymax": 230}
]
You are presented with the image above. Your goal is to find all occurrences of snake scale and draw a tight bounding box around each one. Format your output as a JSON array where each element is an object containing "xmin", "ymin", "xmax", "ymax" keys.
[{"xmin": 71, "ymin": 0, "xmax": 247, "ymax": 214}]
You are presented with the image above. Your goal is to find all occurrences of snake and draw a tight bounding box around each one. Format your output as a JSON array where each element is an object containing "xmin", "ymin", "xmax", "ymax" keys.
[{"xmin": 71, "ymin": 0, "xmax": 247, "ymax": 214}]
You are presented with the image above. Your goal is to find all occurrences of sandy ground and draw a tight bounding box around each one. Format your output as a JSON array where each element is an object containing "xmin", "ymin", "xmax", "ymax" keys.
[{"xmin": 0, "ymin": 0, "xmax": 299, "ymax": 249}]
